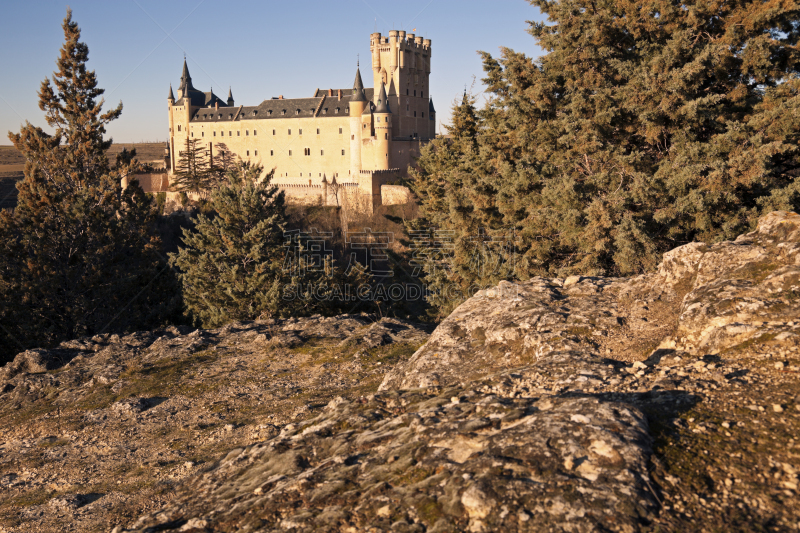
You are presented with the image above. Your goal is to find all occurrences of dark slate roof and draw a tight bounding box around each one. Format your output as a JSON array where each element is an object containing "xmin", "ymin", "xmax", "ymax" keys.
[
  {"xmin": 374, "ymin": 83, "xmax": 391, "ymax": 114},
  {"xmin": 429, "ymin": 98, "xmax": 435, "ymax": 113},
  {"xmin": 179, "ymin": 59, "xmax": 193, "ymax": 92},
  {"xmin": 190, "ymin": 94, "xmax": 359, "ymax": 123},
  {"xmin": 179, "ymin": 88, "xmax": 229, "ymax": 108},
  {"xmin": 352, "ymin": 67, "xmax": 367, "ymax": 102},
  {"xmin": 168, "ymin": 84, "xmax": 175, "ymax": 101},
  {"xmin": 227, "ymin": 87, "xmax": 234, "ymax": 103},
  {"xmin": 314, "ymin": 88, "xmax": 375, "ymax": 101}
]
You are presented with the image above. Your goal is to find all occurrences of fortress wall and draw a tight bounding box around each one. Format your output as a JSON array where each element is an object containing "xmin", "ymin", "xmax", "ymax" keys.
[
  {"xmin": 187, "ymin": 116, "xmax": 352, "ymax": 181},
  {"xmin": 391, "ymin": 139, "xmax": 421, "ymax": 176},
  {"xmin": 128, "ymin": 173, "xmax": 169, "ymax": 193},
  {"xmin": 381, "ymin": 185, "xmax": 415, "ymax": 205}
]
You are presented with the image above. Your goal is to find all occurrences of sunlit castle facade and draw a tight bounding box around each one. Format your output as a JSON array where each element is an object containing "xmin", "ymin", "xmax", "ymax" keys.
[{"xmin": 166, "ymin": 31, "xmax": 435, "ymax": 209}]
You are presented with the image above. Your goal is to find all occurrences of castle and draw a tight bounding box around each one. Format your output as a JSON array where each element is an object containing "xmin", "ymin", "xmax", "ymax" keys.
[{"xmin": 166, "ymin": 31, "xmax": 434, "ymax": 210}]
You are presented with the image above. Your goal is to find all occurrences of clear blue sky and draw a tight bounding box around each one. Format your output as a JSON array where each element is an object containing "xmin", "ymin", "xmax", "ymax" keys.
[{"xmin": 0, "ymin": 1, "xmax": 545, "ymax": 145}]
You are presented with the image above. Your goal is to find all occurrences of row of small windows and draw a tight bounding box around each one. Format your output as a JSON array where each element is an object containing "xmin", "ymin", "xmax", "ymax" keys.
[
  {"xmin": 198, "ymin": 108, "xmax": 348, "ymax": 120},
  {"xmin": 191, "ymin": 127, "xmax": 349, "ymax": 138},
  {"xmin": 405, "ymin": 89, "xmax": 425, "ymax": 98},
  {"xmin": 284, "ymin": 149, "xmax": 345, "ymax": 156}
]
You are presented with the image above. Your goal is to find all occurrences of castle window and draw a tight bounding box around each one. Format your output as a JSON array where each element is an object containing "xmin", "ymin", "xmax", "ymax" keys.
[
  {"xmin": 296, "ymin": 109, "xmax": 300, "ymax": 115},
  {"xmin": 351, "ymin": 135, "xmax": 354, "ymax": 140},
  {"xmin": 414, "ymin": 90, "xmax": 416, "ymax": 96},
  {"xmin": 253, "ymin": 110, "xmax": 258, "ymax": 115},
  {"xmin": 213, "ymin": 131, "xmax": 216, "ymax": 136},
  {"xmin": 255, "ymin": 150, "xmax": 258, "ymax": 156},
  {"xmin": 246, "ymin": 150, "xmax": 250, "ymax": 156},
  {"xmin": 229, "ymin": 114, "xmax": 233, "ymax": 119},
  {"xmin": 341, "ymin": 149, "xmax": 345, "ymax": 156},
  {"xmin": 178, "ymin": 125, "xmax": 181, "ymax": 131},
  {"xmin": 191, "ymin": 132, "xmax": 193, "ymax": 137},
  {"xmin": 273, "ymin": 129, "xmax": 276, "ymax": 135},
  {"xmin": 304, "ymin": 148, "xmax": 310, "ymax": 156},
  {"xmin": 268, "ymin": 110, "xmax": 272, "ymax": 115},
  {"xmin": 289, "ymin": 150, "xmax": 292, "ymax": 156},
  {"xmin": 385, "ymin": 133, "xmax": 388, "ymax": 139},
  {"xmin": 320, "ymin": 149, "xmax": 324, "ymax": 156},
  {"xmin": 421, "ymin": 91, "xmax": 424, "ymax": 98},
  {"xmin": 422, "ymin": 112, "xmax": 425, "ymax": 117},
  {"xmin": 237, "ymin": 131, "xmax": 240, "ymax": 136},
  {"xmin": 246, "ymin": 130, "xmax": 249, "ymax": 136},
  {"xmin": 406, "ymin": 89, "xmax": 409, "ymax": 95},
  {"xmin": 282, "ymin": 110, "xmax": 286, "ymax": 115},
  {"xmin": 229, "ymin": 131, "xmax": 232, "ymax": 136},
  {"xmin": 414, "ymin": 111, "xmax": 417, "ymax": 117},
  {"xmin": 335, "ymin": 108, "xmax": 340, "ymax": 113},
  {"xmin": 299, "ymin": 129, "xmax": 303, "ymax": 135},
  {"xmin": 339, "ymin": 128, "xmax": 342, "ymax": 134},
  {"xmin": 323, "ymin": 108, "xmax": 327, "ymax": 114},
  {"xmin": 254, "ymin": 129, "xmax": 257, "ymax": 135},
  {"xmin": 270, "ymin": 150, "xmax": 273, "ymax": 156},
  {"xmin": 346, "ymin": 108, "xmax": 349, "ymax": 113},
  {"xmin": 288, "ymin": 129, "xmax": 291, "ymax": 135},
  {"xmin": 309, "ymin": 179, "xmax": 312, "ymax": 185},
  {"xmin": 376, "ymin": 117, "xmax": 380, "ymax": 123},
  {"xmin": 218, "ymin": 114, "xmax": 222, "ymax": 119},
  {"xmin": 316, "ymin": 128, "xmax": 320, "ymax": 135},
  {"xmin": 407, "ymin": 105, "xmax": 409, "ymax": 111},
  {"xmin": 201, "ymin": 132, "xmax": 204, "ymax": 137}
]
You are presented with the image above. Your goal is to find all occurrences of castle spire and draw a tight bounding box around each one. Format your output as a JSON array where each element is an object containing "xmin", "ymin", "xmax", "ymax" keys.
[
  {"xmin": 227, "ymin": 86, "xmax": 234, "ymax": 106},
  {"xmin": 429, "ymin": 96, "xmax": 435, "ymax": 113},
  {"xmin": 179, "ymin": 59, "xmax": 193, "ymax": 93},
  {"xmin": 168, "ymin": 84, "xmax": 175, "ymax": 102},
  {"xmin": 352, "ymin": 65, "xmax": 367, "ymax": 102},
  {"xmin": 374, "ymin": 81, "xmax": 391, "ymax": 114}
]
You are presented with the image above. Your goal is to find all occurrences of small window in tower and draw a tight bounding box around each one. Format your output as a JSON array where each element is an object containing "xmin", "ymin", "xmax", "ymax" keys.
[
  {"xmin": 213, "ymin": 131, "xmax": 216, "ymax": 137},
  {"xmin": 246, "ymin": 130, "xmax": 249, "ymax": 136},
  {"xmin": 237, "ymin": 131, "xmax": 240, "ymax": 136},
  {"xmin": 296, "ymin": 109, "xmax": 300, "ymax": 115},
  {"xmin": 229, "ymin": 114, "xmax": 233, "ymax": 119},
  {"xmin": 255, "ymin": 150, "xmax": 258, "ymax": 156},
  {"xmin": 246, "ymin": 150, "xmax": 250, "ymax": 156},
  {"xmin": 218, "ymin": 114, "xmax": 222, "ymax": 119},
  {"xmin": 346, "ymin": 108, "xmax": 349, "ymax": 113},
  {"xmin": 270, "ymin": 150, "xmax": 273, "ymax": 156},
  {"xmin": 191, "ymin": 132, "xmax": 193, "ymax": 137},
  {"xmin": 288, "ymin": 129, "xmax": 291, "ymax": 135},
  {"xmin": 201, "ymin": 132, "xmax": 204, "ymax": 137},
  {"xmin": 178, "ymin": 125, "xmax": 181, "ymax": 131},
  {"xmin": 414, "ymin": 90, "xmax": 416, "ymax": 96},
  {"xmin": 351, "ymin": 134, "xmax": 354, "ymax": 140},
  {"xmin": 323, "ymin": 108, "xmax": 327, "ymax": 114},
  {"xmin": 422, "ymin": 91, "xmax": 424, "ymax": 98},
  {"xmin": 422, "ymin": 112, "xmax": 425, "ymax": 117},
  {"xmin": 268, "ymin": 110, "xmax": 272, "ymax": 115},
  {"xmin": 273, "ymin": 129, "xmax": 276, "ymax": 135},
  {"xmin": 363, "ymin": 124, "xmax": 366, "ymax": 129},
  {"xmin": 320, "ymin": 149, "xmax": 324, "ymax": 156},
  {"xmin": 341, "ymin": 149, "xmax": 345, "ymax": 156},
  {"xmin": 289, "ymin": 150, "xmax": 292, "ymax": 156},
  {"xmin": 304, "ymin": 148, "xmax": 310, "ymax": 156},
  {"xmin": 309, "ymin": 179, "xmax": 312, "ymax": 185},
  {"xmin": 316, "ymin": 128, "xmax": 320, "ymax": 135},
  {"xmin": 299, "ymin": 129, "xmax": 303, "ymax": 135},
  {"xmin": 339, "ymin": 128, "xmax": 342, "ymax": 134},
  {"xmin": 282, "ymin": 110, "xmax": 286, "ymax": 115},
  {"xmin": 253, "ymin": 110, "xmax": 258, "ymax": 115},
  {"xmin": 254, "ymin": 129, "xmax": 257, "ymax": 135},
  {"xmin": 414, "ymin": 111, "xmax": 417, "ymax": 117},
  {"xmin": 229, "ymin": 131, "xmax": 232, "ymax": 136},
  {"xmin": 335, "ymin": 108, "xmax": 340, "ymax": 113},
  {"xmin": 385, "ymin": 133, "xmax": 388, "ymax": 140}
]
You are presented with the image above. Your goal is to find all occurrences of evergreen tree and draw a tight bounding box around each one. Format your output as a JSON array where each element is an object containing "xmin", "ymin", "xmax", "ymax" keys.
[
  {"xmin": 411, "ymin": 0, "xmax": 800, "ymax": 315},
  {"xmin": 171, "ymin": 162, "xmax": 368, "ymax": 328},
  {"xmin": 171, "ymin": 137, "xmax": 214, "ymax": 194},
  {"xmin": 0, "ymin": 10, "xmax": 180, "ymax": 361}
]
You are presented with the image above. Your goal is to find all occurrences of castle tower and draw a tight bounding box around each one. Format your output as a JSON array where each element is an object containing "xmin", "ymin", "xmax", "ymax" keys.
[
  {"xmin": 373, "ymin": 81, "xmax": 392, "ymax": 171},
  {"xmin": 370, "ymin": 31, "xmax": 432, "ymax": 140},
  {"xmin": 178, "ymin": 58, "xmax": 193, "ymax": 98},
  {"xmin": 349, "ymin": 65, "xmax": 368, "ymax": 173}
]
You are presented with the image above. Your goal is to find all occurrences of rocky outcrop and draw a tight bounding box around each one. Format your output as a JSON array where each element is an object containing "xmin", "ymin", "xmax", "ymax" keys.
[
  {"xmin": 3, "ymin": 212, "xmax": 800, "ymax": 532},
  {"xmin": 381, "ymin": 211, "xmax": 800, "ymax": 390}
]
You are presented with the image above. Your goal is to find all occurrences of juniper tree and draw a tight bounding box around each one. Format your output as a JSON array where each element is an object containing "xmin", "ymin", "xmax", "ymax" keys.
[
  {"xmin": 171, "ymin": 162, "xmax": 367, "ymax": 327},
  {"xmin": 411, "ymin": 0, "xmax": 800, "ymax": 315},
  {"xmin": 171, "ymin": 137, "xmax": 214, "ymax": 194},
  {"xmin": 0, "ymin": 10, "xmax": 180, "ymax": 361}
]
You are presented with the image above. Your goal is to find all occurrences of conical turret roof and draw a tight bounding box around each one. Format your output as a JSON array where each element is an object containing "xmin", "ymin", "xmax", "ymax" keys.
[
  {"xmin": 429, "ymin": 97, "xmax": 435, "ymax": 113},
  {"xmin": 352, "ymin": 66, "xmax": 367, "ymax": 102},
  {"xmin": 227, "ymin": 87, "xmax": 234, "ymax": 101},
  {"xmin": 374, "ymin": 82, "xmax": 391, "ymax": 114},
  {"xmin": 179, "ymin": 59, "xmax": 193, "ymax": 92},
  {"xmin": 168, "ymin": 84, "xmax": 175, "ymax": 101}
]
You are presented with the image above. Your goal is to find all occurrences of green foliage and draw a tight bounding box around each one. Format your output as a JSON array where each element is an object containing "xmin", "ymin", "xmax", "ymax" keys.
[
  {"xmin": 411, "ymin": 0, "xmax": 800, "ymax": 316},
  {"xmin": 0, "ymin": 10, "xmax": 180, "ymax": 362},
  {"xmin": 171, "ymin": 161, "xmax": 368, "ymax": 328},
  {"xmin": 171, "ymin": 137, "xmax": 215, "ymax": 194}
]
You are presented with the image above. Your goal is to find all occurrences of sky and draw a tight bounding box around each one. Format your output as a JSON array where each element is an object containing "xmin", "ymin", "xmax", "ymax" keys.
[{"xmin": 0, "ymin": 1, "xmax": 546, "ymax": 145}]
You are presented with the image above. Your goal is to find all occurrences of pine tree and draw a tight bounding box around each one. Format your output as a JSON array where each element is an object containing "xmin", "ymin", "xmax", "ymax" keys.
[
  {"xmin": 172, "ymin": 161, "xmax": 371, "ymax": 328},
  {"xmin": 410, "ymin": 0, "xmax": 800, "ymax": 315},
  {"xmin": 171, "ymin": 137, "xmax": 214, "ymax": 194},
  {"xmin": 0, "ymin": 10, "xmax": 180, "ymax": 361}
]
